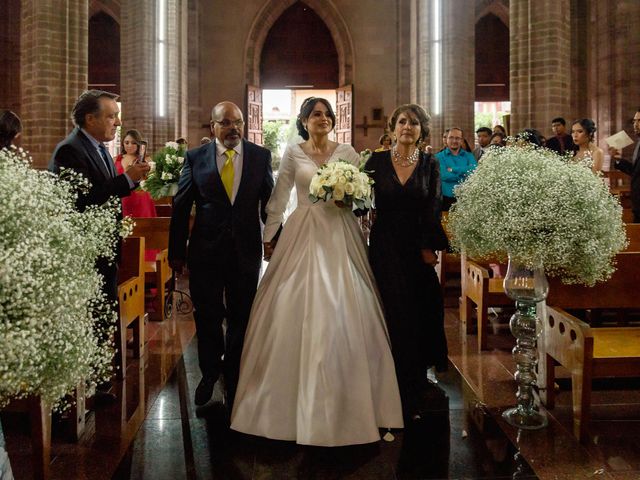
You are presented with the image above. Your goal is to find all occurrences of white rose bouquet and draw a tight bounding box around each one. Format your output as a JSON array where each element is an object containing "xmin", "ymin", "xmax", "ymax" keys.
[
  {"xmin": 141, "ymin": 141, "xmax": 186, "ymax": 199},
  {"xmin": 309, "ymin": 159, "xmax": 374, "ymax": 209}
]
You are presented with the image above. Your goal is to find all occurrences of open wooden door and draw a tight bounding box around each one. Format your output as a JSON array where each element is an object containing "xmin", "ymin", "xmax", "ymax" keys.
[
  {"xmin": 245, "ymin": 85, "xmax": 263, "ymax": 145},
  {"xmin": 335, "ymin": 84, "xmax": 353, "ymax": 145}
]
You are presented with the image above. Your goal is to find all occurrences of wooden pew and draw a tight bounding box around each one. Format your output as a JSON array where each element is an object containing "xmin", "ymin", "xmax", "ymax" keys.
[
  {"xmin": 435, "ymin": 212, "xmax": 460, "ymax": 294},
  {"xmin": 459, "ymin": 255, "xmax": 511, "ymax": 351},
  {"xmin": 115, "ymin": 236, "xmax": 146, "ymax": 378},
  {"xmin": 462, "ymin": 226, "xmax": 640, "ymax": 350},
  {"xmin": 131, "ymin": 217, "xmax": 172, "ymax": 321},
  {"xmin": 543, "ymin": 306, "xmax": 640, "ymax": 443}
]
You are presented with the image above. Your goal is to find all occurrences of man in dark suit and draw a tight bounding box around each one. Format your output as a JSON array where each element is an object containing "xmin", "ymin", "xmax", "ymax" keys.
[
  {"xmin": 546, "ymin": 117, "xmax": 575, "ymax": 155},
  {"xmin": 611, "ymin": 108, "xmax": 640, "ymax": 223},
  {"xmin": 49, "ymin": 90, "xmax": 150, "ymax": 305},
  {"xmin": 49, "ymin": 90, "xmax": 150, "ymax": 399},
  {"xmin": 169, "ymin": 101, "xmax": 273, "ymax": 407}
]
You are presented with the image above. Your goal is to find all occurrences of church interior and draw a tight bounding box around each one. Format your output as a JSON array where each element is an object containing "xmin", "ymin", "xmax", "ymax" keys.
[{"xmin": 1, "ymin": 0, "xmax": 640, "ymax": 479}]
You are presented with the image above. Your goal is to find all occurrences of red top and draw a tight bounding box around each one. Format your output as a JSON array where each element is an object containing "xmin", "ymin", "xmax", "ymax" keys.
[{"xmin": 115, "ymin": 154, "xmax": 159, "ymax": 262}]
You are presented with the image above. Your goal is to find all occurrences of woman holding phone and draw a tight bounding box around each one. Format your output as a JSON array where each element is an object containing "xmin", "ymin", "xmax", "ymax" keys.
[{"xmin": 115, "ymin": 129, "xmax": 157, "ymax": 218}]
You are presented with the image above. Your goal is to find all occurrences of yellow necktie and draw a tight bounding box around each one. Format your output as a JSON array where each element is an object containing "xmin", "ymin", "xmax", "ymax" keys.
[{"xmin": 221, "ymin": 149, "xmax": 235, "ymax": 200}]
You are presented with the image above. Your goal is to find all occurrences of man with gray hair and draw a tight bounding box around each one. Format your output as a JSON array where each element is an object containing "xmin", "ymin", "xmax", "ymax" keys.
[{"xmin": 49, "ymin": 90, "xmax": 150, "ymax": 396}]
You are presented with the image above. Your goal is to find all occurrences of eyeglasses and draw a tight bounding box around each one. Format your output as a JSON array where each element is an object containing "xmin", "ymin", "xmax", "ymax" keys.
[{"xmin": 213, "ymin": 119, "xmax": 245, "ymax": 129}]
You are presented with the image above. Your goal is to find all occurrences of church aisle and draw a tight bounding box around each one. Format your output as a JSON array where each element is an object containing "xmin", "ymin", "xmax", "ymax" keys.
[{"xmin": 112, "ymin": 327, "xmax": 537, "ymax": 479}]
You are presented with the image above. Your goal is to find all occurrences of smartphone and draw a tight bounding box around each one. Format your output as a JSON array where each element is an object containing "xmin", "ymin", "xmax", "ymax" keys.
[{"xmin": 136, "ymin": 141, "xmax": 147, "ymax": 164}]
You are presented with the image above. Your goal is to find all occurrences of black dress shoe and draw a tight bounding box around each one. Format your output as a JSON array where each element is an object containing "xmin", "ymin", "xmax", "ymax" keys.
[{"xmin": 195, "ymin": 376, "xmax": 217, "ymax": 406}]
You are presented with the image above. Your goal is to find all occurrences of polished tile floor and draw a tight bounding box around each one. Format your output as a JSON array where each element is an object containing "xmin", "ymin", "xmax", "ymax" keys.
[{"xmin": 2, "ymin": 281, "xmax": 639, "ymax": 479}]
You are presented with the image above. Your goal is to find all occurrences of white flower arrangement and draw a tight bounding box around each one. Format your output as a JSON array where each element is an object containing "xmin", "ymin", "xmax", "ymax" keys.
[
  {"xmin": 141, "ymin": 141, "xmax": 186, "ymax": 199},
  {"xmin": 447, "ymin": 143, "xmax": 627, "ymax": 285},
  {"xmin": 309, "ymin": 159, "xmax": 374, "ymax": 209},
  {"xmin": 0, "ymin": 146, "xmax": 119, "ymax": 409}
]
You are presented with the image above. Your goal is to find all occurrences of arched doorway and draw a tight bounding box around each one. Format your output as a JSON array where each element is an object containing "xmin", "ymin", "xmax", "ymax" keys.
[
  {"xmin": 244, "ymin": 0, "xmax": 354, "ymax": 145},
  {"xmin": 89, "ymin": 11, "xmax": 120, "ymax": 94}
]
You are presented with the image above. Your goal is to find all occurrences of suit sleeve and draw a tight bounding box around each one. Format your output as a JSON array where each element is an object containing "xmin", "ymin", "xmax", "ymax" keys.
[
  {"xmin": 263, "ymin": 146, "xmax": 296, "ymax": 242},
  {"xmin": 168, "ymin": 150, "xmax": 195, "ymax": 263},
  {"xmin": 51, "ymin": 143, "xmax": 131, "ymax": 211},
  {"xmin": 259, "ymin": 150, "xmax": 275, "ymax": 225},
  {"xmin": 615, "ymin": 158, "xmax": 634, "ymax": 175},
  {"xmin": 420, "ymin": 156, "xmax": 448, "ymax": 251}
]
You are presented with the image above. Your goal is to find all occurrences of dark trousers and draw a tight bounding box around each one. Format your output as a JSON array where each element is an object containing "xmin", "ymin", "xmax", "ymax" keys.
[{"xmin": 188, "ymin": 247, "xmax": 259, "ymax": 400}]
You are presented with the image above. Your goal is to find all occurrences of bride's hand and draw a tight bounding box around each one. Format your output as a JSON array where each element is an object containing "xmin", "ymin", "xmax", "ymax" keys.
[{"xmin": 263, "ymin": 241, "xmax": 275, "ymax": 261}]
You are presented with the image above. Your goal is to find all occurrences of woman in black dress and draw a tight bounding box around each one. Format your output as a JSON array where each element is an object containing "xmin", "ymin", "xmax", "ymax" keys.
[{"xmin": 365, "ymin": 104, "xmax": 448, "ymax": 419}]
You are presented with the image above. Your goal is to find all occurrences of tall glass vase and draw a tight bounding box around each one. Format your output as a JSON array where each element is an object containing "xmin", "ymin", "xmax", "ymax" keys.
[{"xmin": 502, "ymin": 255, "xmax": 549, "ymax": 429}]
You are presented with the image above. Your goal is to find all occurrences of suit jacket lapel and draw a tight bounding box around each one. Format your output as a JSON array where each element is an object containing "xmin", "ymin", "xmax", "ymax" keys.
[
  {"xmin": 76, "ymin": 128, "xmax": 112, "ymax": 180},
  {"xmin": 234, "ymin": 139, "xmax": 253, "ymax": 204}
]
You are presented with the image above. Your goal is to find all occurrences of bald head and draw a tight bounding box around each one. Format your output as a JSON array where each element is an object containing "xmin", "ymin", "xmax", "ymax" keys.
[{"xmin": 210, "ymin": 101, "xmax": 244, "ymax": 148}]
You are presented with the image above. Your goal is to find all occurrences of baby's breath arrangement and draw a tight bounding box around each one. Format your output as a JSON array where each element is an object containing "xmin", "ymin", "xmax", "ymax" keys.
[
  {"xmin": 447, "ymin": 144, "xmax": 627, "ymax": 285},
  {"xmin": 0, "ymin": 147, "xmax": 118, "ymax": 409},
  {"xmin": 141, "ymin": 141, "xmax": 186, "ymax": 199}
]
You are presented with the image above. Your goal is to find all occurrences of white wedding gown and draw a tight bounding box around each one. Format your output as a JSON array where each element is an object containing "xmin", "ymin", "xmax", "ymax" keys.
[{"xmin": 230, "ymin": 143, "xmax": 403, "ymax": 446}]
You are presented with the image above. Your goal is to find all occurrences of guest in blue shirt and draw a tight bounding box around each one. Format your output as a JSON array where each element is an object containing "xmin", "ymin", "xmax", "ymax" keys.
[{"xmin": 435, "ymin": 127, "xmax": 477, "ymax": 211}]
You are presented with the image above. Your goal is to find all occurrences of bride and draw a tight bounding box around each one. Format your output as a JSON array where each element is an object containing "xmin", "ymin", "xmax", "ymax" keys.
[{"xmin": 230, "ymin": 97, "xmax": 403, "ymax": 446}]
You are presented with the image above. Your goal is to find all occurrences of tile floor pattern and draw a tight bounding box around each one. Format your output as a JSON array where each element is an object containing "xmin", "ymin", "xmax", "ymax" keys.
[{"xmin": 2, "ymin": 281, "xmax": 639, "ymax": 479}]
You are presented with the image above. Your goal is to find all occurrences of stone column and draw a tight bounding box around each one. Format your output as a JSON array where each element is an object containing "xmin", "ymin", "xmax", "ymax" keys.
[
  {"xmin": 587, "ymin": 0, "xmax": 640, "ymax": 151},
  {"xmin": 441, "ymin": 0, "xmax": 475, "ymax": 142},
  {"xmin": 20, "ymin": 0, "xmax": 88, "ymax": 168},
  {"xmin": 510, "ymin": 0, "xmax": 572, "ymax": 135},
  {"xmin": 120, "ymin": 0, "xmax": 188, "ymax": 151}
]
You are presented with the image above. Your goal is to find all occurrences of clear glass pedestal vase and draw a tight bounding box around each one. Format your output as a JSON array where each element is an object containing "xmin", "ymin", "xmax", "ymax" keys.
[{"xmin": 502, "ymin": 255, "xmax": 549, "ymax": 430}]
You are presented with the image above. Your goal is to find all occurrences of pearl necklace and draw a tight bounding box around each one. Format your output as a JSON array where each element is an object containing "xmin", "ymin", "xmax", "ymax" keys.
[{"xmin": 392, "ymin": 146, "xmax": 419, "ymax": 167}]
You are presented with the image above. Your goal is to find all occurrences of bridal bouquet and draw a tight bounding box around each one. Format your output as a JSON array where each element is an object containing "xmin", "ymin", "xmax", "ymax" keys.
[
  {"xmin": 0, "ymin": 146, "xmax": 118, "ymax": 409},
  {"xmin": 141, "ymin": 141, "xmax": 186, "ymax": 199},
  {"xmin": 446, "ymin": 143, "xmax": 627, "ymax": 285},
  {"xmin": 309, "ymin": 159, "xmax": 373, "ymax": 209}
]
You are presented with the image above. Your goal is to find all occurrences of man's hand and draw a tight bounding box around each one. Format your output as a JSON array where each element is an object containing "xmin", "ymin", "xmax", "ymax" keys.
[
  {"xmin": 170, "ymin": 259, "xmax": 185, "ymax": 275},
  {"xmin": 608, "ymin": 147, "xmax": 622, "ymax": 161},
  {"xmin": 421, "ymin": 248, "xmax": 438, "ymax": 267},
  {"xmin": 263, "ymin": 242, "xmax": 274, "ymax": 261},
  {"xmin": 125, "ymin": 161, "xmax": 151, "ymax": 182}
]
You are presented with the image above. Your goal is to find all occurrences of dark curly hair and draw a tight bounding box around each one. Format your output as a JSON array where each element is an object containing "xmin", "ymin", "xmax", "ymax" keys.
[
  {"xmin": 572, "ymin": 118, "xmax": 597, "ymax": 143},
  {"xmin": 388, "ymin": 104, "xmax": 431, "ymax": 145},
  {"xmin": 296, "ymin": 97, "xmax": 336, "ymax": 140},
  {"xmin": 0, "ymin": 110, "xmax": 22, "ymax": 149}
]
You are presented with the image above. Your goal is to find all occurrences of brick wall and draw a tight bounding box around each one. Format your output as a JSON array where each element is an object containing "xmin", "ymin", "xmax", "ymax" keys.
[
  {"xmin": 0, "ymin": 0, "xmax": 21, "ymax": 114},
  {"xmin": 510, "ymin": 0, "xmax": 572, "ymax": 135},
  {"xmin": 21, "ymin": 0, "xmax": 88, "ymax": 168}
]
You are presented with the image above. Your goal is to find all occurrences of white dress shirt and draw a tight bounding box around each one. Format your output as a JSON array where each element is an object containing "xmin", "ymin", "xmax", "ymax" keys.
[{"xmin": 215, "ymin": 140, "xmax": 243, "ymax": 204}]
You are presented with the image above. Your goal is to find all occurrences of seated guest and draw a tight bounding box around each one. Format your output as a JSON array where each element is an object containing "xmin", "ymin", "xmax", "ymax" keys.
[
  {"xmin": 435, "ymin": 127, "xmax": 477, "ymax": 211},
  {"xmin": 572, "ymin": 118, "xmax": 604, "ymax": 173},
  {"xmin": 473, "ymin": 127, "xmax": 492, "ymax": 160},
  {"xmin": 200, "ymin": 136, "xmax": 211, "ymax": 145},
  {"xmin": 375, "ymin": 133, "xmax": 392, "ymax": 152},
  {"xmin": 493, "ymin": 124, "xmax": 507, "ymax": 136},
  {"xmin": 516, "ymin": 128, "xmax": 544, "ymax": 147},
  {"xmin": 546, "ymin": 117, "xmax": 575, "ymax": 155},
  {"xmin": 176, "ymin": 137, "xmax": 188, "ymax": 148},
  {"xmin": 490, "ymin": 132, "xmax": 506, "ymax": 147},
  {"xmin": 115, "ymin": 129, "xmax": 157, "ymax": 218},
  {"xmin": 0, "ymin": 110, "xmax": 22, "ymax": 149}
]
